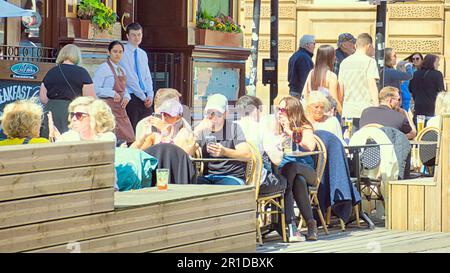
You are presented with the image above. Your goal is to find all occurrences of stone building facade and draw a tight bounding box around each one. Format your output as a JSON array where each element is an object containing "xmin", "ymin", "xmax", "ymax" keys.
[{"xmin": 239, "ymin": 0, "xmax": 449, "ymax": 105}]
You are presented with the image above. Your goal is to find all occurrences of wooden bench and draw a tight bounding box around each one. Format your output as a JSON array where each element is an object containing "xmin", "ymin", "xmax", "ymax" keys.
[
  {"xmin": 0, "ymin": 141, "xmax": 256, "ymax": 252},
  {"xmin": 387, "ymin": 114, "xmax": 450, "ymax": 232}
]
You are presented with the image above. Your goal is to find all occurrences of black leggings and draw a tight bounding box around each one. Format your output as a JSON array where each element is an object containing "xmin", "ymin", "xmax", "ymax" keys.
[{"xmin": 280, "ymin": 162, "xmax": 317, "ymax": 224}]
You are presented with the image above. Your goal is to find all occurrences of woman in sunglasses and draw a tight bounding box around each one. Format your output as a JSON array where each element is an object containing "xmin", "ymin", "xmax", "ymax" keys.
[
  {"xmin": 409, "ymin": 54, "xmax": 446, "ymax": 125},
  {"xmin": 276, "ymin": 96, "xmax": 319, "ymax": 241},
  {"xmin": 406, "ymin": 52, "xmax": 424, "ymax": 71},
  {"xmin": 54, "ymin": 97, "xmax": 116, "ymax": 142}
]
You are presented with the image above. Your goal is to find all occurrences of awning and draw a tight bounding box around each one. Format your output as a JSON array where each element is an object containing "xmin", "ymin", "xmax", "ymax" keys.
[{"xmin": 0, "ymin": 0, "xmax": 34, "ymax": 18}]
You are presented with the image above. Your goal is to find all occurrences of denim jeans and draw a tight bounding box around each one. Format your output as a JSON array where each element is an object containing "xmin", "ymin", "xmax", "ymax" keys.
[{"xmin": 197, "ymin": 175, "xmax": 245, "ymax": 186}]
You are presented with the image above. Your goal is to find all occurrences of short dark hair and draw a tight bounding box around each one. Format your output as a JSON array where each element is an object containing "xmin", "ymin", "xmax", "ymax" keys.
[
  {"xmin": 421, "ymin": 54, "xmax": 439, "ymax": 70},
  {"xmin": 126, "ymin": 22, "xmax": 143, "ymax": 34},
  {"xmin": 108, "ymin": 40, "xmax": 124, "ymax": 52},
  {"xmin": 236, "ymin": 95, "xmax": 262, "ymax": 117}
]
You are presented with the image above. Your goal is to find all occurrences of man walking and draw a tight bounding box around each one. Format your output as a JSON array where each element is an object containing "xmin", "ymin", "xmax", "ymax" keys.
[
  {"xmin": 334, "ymin": 33, "xmax": 356, "ymax": 76},
  {"xmin": 339, "ymin": 33, "xmax": 379, "ymax": 131},
  {"xmin": 288, "ymin": 35, "xmax": 315, "ymax": 98},
  {"xmin": 120, "ymin": 22, "xmax": 154, "ymax": 131}
]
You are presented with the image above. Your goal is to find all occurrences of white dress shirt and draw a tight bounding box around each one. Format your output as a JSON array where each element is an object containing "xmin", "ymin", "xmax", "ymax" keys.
[
  {"xmin": 119, "ymin": 43, "xmax": 154, "ymax": 101},
  {"xmin": 93, "ymin": 61, "xmax": 131, "ymax": 100}
]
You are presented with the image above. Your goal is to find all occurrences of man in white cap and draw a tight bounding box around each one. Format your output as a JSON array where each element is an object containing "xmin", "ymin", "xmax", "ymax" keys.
[
  {"xmin": 193, "ymin": 94, "xmax": 252, "ymax": 185},
  {"xmin": 288, "ymin": 34, "xmax": 316, "ymax": 98}
]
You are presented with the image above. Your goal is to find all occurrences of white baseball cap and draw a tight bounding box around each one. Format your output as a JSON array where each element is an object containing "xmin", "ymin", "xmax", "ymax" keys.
[
  {"xmin": 158, "ymin": 99, "xmax": 183, "ymax": 117},
  {"xmin": 204, "ymin": 94, "xmax": 228, "ymax": 114}
]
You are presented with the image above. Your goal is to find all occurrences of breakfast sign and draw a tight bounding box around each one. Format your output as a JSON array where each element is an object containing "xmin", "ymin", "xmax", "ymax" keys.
[{"xmin": 0, "ymin": 60, "xmax": 55, "ymax": 113}]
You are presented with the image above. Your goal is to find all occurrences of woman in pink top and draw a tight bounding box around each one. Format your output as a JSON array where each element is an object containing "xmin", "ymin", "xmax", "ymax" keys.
[{"xmin": 303, "ymin": 45, "xmax": 342, "ymax": 115}]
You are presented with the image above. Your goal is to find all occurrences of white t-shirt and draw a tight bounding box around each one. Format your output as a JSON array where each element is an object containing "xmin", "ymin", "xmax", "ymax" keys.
[
  {"xmin": 312, "ymin": 116, "xmax": 346, "ymax": 146},
  {"xmin": 57, "ymin": 130, "xmax": 117, "ymax": 142},
  {"xmin": 339, "ymin": 52, "xmax": 380, "ymax": 118}
]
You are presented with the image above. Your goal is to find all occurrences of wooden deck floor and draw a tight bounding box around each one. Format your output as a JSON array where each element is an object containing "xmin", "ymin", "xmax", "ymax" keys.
[{"xmin": 257, "ymin": 222, "xmax": 450, "ymax": 253}]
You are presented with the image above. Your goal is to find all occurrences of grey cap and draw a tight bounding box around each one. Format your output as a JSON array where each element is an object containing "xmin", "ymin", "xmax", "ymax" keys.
[
  {"xmin": 337, "ymin": 33, "xmax": 356, "ymax": 47},
  {"xmin": 299, "ymin": 35, "xmax": 315, "ymax": 48}
]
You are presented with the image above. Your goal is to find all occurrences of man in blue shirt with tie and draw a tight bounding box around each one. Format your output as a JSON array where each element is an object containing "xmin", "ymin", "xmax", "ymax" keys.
[{"xmin": 120, "ymin": 22, "xmax": 154, "ymax": 131}]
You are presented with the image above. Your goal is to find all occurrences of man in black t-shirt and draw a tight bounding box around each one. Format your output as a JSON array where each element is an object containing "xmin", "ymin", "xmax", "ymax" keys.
[
  {"xmin": 193, "ymin": 94, "xmax": 252, "ymax": 185},
  {"xmin": 360, "ymin": 86, "xmax": 416, "ymax": 140}
]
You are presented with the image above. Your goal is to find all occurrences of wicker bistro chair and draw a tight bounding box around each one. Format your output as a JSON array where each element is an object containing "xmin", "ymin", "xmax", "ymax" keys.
[
  {"xmin": 249, "ymin": 142, "xmax": 287, "ymax": 245},
  {"xmin": 298, "ymin": 135, "xmax": 329, "ymax": 235},
  {"xmin": 416, "ymin": 127, "xmax": 440, "ymax": 176},
  {"xmin": 358, "ymin": 139, "xmax": 384, "ymax": 212}
]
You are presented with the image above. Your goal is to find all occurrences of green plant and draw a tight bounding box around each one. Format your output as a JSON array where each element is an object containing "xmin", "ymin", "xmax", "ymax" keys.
[
  {"xmin": 77, "ymin": 0, "xmax": 118, "ymax": 31},
  {"xmin": 196, "ymin": 11, "xmax": 242, "ymax": 33}
]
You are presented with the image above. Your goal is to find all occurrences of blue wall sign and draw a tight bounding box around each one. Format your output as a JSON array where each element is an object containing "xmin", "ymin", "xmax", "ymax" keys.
[{"xmin": 10, "ymin": 63, "xmax": 40, "ymax": 79}]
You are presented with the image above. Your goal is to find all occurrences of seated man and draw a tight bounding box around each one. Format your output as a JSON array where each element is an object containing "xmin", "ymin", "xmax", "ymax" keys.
[
  {"xmin": 193, "ymin": 94, "xmax": 252, "ymax": 185},
  {"xmin": 360, "ymin": 86, "xmax": 416, "ymax": 140}
]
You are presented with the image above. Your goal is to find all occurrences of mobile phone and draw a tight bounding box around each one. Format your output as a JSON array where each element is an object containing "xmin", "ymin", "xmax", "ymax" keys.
[{"xmin": 205, "ymin": 135, "xmax": 217, "ymax": 146}]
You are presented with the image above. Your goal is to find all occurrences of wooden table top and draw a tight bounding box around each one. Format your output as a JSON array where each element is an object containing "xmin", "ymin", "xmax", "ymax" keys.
[{"xmin": 114, "ymin": 184, "xmax": 254, "ymax": 209}]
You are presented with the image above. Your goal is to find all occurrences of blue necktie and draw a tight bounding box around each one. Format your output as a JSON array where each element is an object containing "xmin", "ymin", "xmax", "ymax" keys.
[{"xmin": 134, "ymin": 49, "xmax": 146, "ymax": 91}]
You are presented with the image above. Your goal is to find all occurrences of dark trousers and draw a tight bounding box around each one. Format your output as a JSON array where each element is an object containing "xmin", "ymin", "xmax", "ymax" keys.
[
  {"xmin": 126, "ymin": 94, "xmax": 153, "ymax": 133},
  {"xmin": 280, "ymin": 162, "xmax": 317, "ymax": 224}
]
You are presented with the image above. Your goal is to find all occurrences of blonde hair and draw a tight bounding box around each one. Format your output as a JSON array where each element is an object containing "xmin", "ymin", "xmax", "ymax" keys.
[
  {"xmin": 154, "ymin": 88, "xmax": 182, "ymax": 110},
  {"xmin": 435, "ymin": 91, "xmax": 450, "ymax": 116},
  {"xmin": 356, "ymin": 33, "xmax": 373, "ymax": 49},
  {"xmin": 56, "ymin": 44, "xmax": 82, "ymax": 65},
  {"xmin": 68, "ymin": 97, "xmax": 115, "ymax": 134},
  {"xmin": 306, "ymin": 91, "xmax": 331, "ymax": 112},
  {"xmin": 379, "ymin": 86, "xmax": 400, "ymax": 102},
  {"xmin": 0, "ymin": 99, "xmax": 43, "ymax": 138}
]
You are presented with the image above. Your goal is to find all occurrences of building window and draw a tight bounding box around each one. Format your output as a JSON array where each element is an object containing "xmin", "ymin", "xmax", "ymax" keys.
[{"xmin": 199, "ymin": 0, "xmax": 231, "ymax": 17}]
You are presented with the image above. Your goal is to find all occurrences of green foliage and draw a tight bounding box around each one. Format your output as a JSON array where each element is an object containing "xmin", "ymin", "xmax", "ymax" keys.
[
  {"xmin": 196, "ymin": 11, "xmax": 242, "ymax": 33},
  {"xmin": 77, "ymin": 0, "xmax": 118, "ymax": 31}
]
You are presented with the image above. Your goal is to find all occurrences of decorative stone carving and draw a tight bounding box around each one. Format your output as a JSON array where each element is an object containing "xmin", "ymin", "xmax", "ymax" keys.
[
  {"xmin": 389, "ymin": 38, "xmax": 442, "ymax": 54},
  {"xmin": 245, "ymin": 37, "xmax": 295, "ymax": 52},
  {"xmin": 245, "ymin": 5, "xmax": 295, "ymax": 19},
  {"xmin": 389, "ymin": 4, "xmax": 443, "ymax": 19}
]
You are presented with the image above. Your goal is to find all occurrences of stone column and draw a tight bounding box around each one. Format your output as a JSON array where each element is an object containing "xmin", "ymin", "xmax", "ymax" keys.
[{"xmin": 242, "ymin": 0, "xmax": 297, "ymax": 106}]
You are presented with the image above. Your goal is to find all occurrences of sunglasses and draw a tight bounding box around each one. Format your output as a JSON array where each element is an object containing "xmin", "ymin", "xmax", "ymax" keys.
[
  {"xmin": 278, "ymin": 107, "xmax": 287, "ymax": 114},
  {"xmin": 412, "ymin": 57, "xmax": 421, "ymax": 61},
  {"xmin": 69, "ymin": 112, "xmax": 89, "ymax": 121},
  {"xmin": 205, "ymin": 111, "xmax": 223, "ymax": 119}
]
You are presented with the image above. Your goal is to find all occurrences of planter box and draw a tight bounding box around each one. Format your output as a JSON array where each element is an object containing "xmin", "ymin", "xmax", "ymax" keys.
[
  {"xmin": 195, "ymin": 29, "xmax": 243, "ymax": 48},
  {"xmin": 79, "ymin": 20, "xmax": 121, "ymax": 40}
]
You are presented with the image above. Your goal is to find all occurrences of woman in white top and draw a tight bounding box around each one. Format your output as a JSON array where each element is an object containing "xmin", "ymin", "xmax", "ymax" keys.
[
  {"xmin": 306, "ymin": 91, "xmax": 345, "ymax": 144},
  {"xmin": 302, "ymin": 45, "xmax": 342, "ymax": 115},
  {"xmin": 51, "ymin": 96, "xmax": 116, "ymax": 142},
  {"xmin": 427, "ymin": 91, "xmax": 450, "ymax": 129}
]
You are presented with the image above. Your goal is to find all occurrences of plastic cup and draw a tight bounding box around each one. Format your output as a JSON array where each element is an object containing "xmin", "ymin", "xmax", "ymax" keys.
[
  {"xmin": 345, "ymin": 117, "xmax": 353, "ymax": 138},
  {"xmin": 156, "ymin": 169, "xmax": 169, "ymax": 191},
  {"xmin": 417, "ymin": 115, "xmax": 425, "ymax": 134}
]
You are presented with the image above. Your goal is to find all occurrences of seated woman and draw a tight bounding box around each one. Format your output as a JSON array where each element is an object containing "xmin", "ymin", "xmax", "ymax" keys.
[
  {"xmin": 277, "ymin": 96, "xmax": 319, "ymax": 241},
  {"xmin": 130, "ymin": 99, "xmax": 197, "ymax": 155},
  {"xmin": 53, "ymin": 96, "xmax": 116, "ymax": 142},
  {"xmin": 306, "ymin": 91, "xmax": 344, "ymax": 144},
  {"xmin": 427, "ymin": 91, "xmax": 450, "ymax": 129},
  {"xmin": 0, "ymin": 99, "xmax": 49, "ymax": 145}
]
